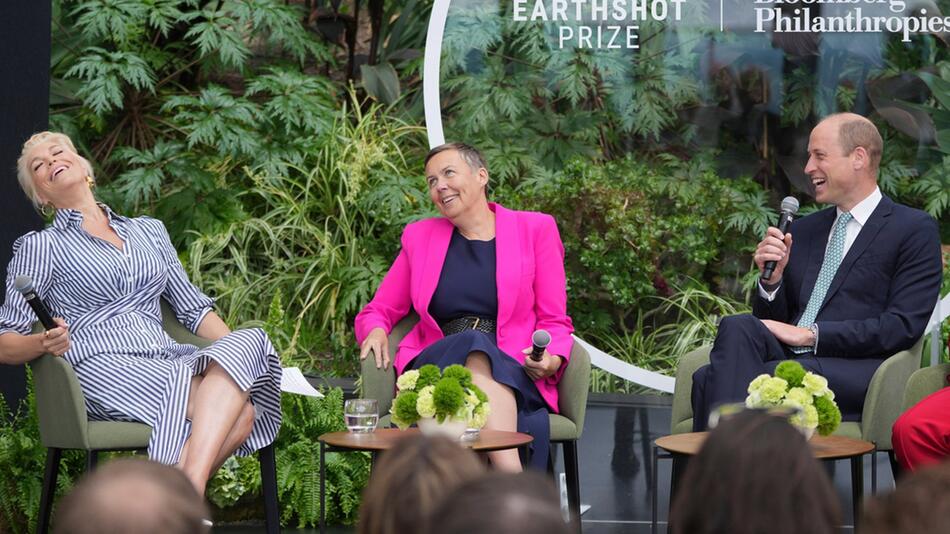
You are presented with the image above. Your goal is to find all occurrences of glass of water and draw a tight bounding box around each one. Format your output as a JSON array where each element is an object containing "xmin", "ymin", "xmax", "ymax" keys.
[{"xmin": 344, "ymin": 399, "xmax": 378, "ymax": 433}]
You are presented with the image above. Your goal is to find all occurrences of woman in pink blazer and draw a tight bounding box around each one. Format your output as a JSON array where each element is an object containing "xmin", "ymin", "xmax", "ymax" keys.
[{"xmin": 355, "ymin": 143, "xmax": 574, "ymax": 471}]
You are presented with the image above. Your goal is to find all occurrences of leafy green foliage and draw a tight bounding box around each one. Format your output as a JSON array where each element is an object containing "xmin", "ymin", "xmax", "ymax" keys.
[
  {"xmin": 275, "ymin": 388, "xmax": 370, "ymax": 527},
  {"xmin": 0, "ymin": 374, "xmax": 85, "ymax": 533}
]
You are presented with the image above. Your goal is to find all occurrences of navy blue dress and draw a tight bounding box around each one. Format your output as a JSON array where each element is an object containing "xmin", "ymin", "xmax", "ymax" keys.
[{"xmin": 412, "ymin": 229, "xmax": 550, "ymax": 470}]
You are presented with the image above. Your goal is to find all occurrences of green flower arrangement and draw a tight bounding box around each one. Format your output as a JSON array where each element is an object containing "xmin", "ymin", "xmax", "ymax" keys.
[
  {"xmin": 390, "ymin": 364, "xmax": 491, "ymax": 430},
  {"xmin": 745, "ymin": 361, "xmax": 842, "ymax": 436}
]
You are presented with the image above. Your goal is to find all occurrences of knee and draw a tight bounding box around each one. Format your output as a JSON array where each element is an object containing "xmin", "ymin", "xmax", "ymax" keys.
[
  {"xmin": 717, "ymin": 314, "xmax": 759, "ymax": 335},
  {"xmin": 464, "ymin": 350, "xmax": 490, "ymax": 372}
]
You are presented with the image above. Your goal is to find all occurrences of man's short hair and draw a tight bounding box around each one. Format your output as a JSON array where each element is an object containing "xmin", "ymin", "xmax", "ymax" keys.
[
  {"xmin": 53, "ymin": 459, "xmax": 208, "ymax": 534},
  {"xmin": 424, "ymin": 142, "xmax": 488, "ymax": 175},
  {"xmin": 826, "ymin": 113, "xmax": 883, "ymax": 170}
]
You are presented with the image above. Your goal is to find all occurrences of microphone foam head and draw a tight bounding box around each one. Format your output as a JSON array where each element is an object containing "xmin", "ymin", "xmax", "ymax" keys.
[
  {"xmin": 780, "ymin": 196, "xmax": 800, "ymax": 214},
  {"xmin": 532, "ymin": 329, "xmax": 551, "ymax": 348},
  {"xmin": 14, "ymin": 275, "xmax": 33, "ymax": 294}
]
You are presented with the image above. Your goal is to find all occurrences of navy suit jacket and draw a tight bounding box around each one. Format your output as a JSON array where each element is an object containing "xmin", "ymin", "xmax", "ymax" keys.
[{"xmin": 753, "ymin": 195, "xmax": 942, "ymax": 360}]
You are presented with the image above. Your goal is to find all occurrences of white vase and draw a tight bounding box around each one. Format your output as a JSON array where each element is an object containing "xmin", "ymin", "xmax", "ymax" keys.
[{"xmin": 417, "ymin": 417, "xmax": 468, "ymax": 440}]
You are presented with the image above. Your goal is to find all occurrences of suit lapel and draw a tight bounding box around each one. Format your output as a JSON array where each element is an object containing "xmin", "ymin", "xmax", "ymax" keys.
[
  {"xmin": 493, "ymin": 203, "xmax": 521, "ymax": 326},
  {"xmin": 797, "ymin": 208, "xmax": 836, "ymax": 310},
  {"xmin": 418, "ymin": 219, "xmax": 454, "ymax": 322},
  {"xmin": 819, "ymin": 196, "xmax": 893, "ymax": 309}
]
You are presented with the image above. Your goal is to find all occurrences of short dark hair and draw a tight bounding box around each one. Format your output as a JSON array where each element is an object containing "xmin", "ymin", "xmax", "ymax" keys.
[
  {"xmin": 53, "ymin": 458, "xmax": 208, "ymax": 534},
  {"xmin": 670, "ymin": 410, "xmax": 840, "ymax": 534},
  {"xmin": 425, "ymin": 471, "xmax": 573, "ymax": 534},
  {"xmin": 424, "ymin": 142, "xmax": 488, "ymax": 175},
  {"xmin": 862, "ymin": 461, "xmax": 950, "ymax": 534}
]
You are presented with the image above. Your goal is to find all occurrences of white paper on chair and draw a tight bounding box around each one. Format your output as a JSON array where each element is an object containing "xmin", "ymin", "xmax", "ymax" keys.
[{"xmin": 280, "ymin": 367, "xmax": 324, "ymax": 397}]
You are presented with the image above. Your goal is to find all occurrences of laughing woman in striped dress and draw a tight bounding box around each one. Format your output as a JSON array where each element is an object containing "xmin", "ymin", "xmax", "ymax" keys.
[{"xmin": 0, "ymin": 132, "xmax": 282, "ymax": 495}]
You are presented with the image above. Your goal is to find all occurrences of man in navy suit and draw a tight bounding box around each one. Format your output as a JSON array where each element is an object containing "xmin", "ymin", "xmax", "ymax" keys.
[{"xmin": 691, "ymin": 113, "xmax": 943, "ymax": 431}]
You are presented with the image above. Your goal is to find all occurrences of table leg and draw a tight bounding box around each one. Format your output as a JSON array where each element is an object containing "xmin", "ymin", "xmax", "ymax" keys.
[
  {"xmin": 851, "ymin": 454, "xmax": 864, "ymax": 531},
  {"xmin": 320, "ymin": 441, "xmax": 326, "ymax": 534},
  {"xmin": 651, "ymin": 446, "xmax": 658, "ymax": 534}
]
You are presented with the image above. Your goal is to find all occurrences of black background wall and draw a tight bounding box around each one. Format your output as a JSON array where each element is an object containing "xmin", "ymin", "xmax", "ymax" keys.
[{"xmin": 0, "ymin": 2, "xmax": 51, "ymax": 414}]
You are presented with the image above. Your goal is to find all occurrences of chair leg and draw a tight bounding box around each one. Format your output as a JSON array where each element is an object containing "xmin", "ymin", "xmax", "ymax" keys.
[
  {"xmin": 37, "ymin": 448, "xmax": 62, "ymax": 534},
  {"xmin": 888, "ymin": 450, "xmax": 903, "ymax": 484},
  {"xmin": 562, "ymin": 440, "xmax": 581, "ymax": 529},
  {"xmin": 86, "ymin": 450, "xmax": 98, "ymax": 472},
  {"xmin": 259, "ymin": 444, "xmax": 280, "ymax": 534}
]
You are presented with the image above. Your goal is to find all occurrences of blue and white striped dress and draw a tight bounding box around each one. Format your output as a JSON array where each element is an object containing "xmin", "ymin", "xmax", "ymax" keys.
[{"xmin": 0, "ymin": 205, "xmax": 282, "ymax": 464}]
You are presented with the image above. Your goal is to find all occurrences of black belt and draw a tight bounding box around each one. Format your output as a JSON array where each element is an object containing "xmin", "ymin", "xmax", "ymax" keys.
[{"xmin": 439, "ymin": 316, "xmax": 497, "ymax": 336}]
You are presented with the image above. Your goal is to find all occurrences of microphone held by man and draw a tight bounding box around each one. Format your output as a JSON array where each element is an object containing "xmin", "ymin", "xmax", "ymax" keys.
[{"xmin": 760, "ymin": 196, "xmax": 799, "ymax": 283}]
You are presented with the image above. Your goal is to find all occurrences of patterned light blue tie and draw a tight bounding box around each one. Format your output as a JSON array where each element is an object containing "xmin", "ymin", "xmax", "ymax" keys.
[{"xmin": 791, "ymin": 211, "xmax": 853, "ymax": 353}]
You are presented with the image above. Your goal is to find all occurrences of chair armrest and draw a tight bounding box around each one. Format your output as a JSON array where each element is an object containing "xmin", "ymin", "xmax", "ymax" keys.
[
  {"xmin": 359, "ymin": 313, "xmax": 419, "ymax": 417},
  {"xmin": 861, "ymin": 337, "xmax": 923, "ymax": 449},
  {"xmin": 29, "ymin": 355, "xmax": 90, "ymax": 449},
  {"xmin": 901, "ymin": 363, "xmax": 950, "ymax": 412},
  {"xmin": 557, "ymin": 342, "xmax": 591, "ymax": 436},
  {"xmin": 670, "ymin": 346, "xmax": 712, "ymax": 434}
]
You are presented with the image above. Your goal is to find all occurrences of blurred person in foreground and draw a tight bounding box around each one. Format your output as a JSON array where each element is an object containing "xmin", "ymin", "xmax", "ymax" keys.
[
  {"xmin": 0, "ymin": 132, "xmax": 282, "ymax": 494},
  {"xmin": 670, "ymin": 409, "xmax": 841, "ymax": 534},
  {"xmin": 691, "ymin": 113, "xmax": 943, "ymax": 430},
  {"xmin": 358, "ymin": 434, "xmax": 485, "ymax": 534},
  {"xmin": 356, "ymin": 143, "xmax": 574, "ymax": 471},
  {"xmin": 861, "ymin": 460, "xmax": 950, "ymax": 534},
  {"xmin": 53, "ymin": 458, "xmax": 209, "ymax": 534},
  {"xmin": 425, "ymin": 471, "xmax": 572, "ymax": 534}
]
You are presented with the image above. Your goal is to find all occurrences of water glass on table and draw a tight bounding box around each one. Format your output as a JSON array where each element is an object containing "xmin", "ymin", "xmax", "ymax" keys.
[{"xmin": 344, "ymin": 399, "xmax": 378, "ymax": 433}]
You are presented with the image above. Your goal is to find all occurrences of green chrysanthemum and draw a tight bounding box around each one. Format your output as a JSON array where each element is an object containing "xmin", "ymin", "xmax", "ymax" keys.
[
  {"xmin": 416, "ymin": 386, "xmax": 436, "ymax": 418},
  {"xmin": 759, "ymin": 376, "xmax": 789, "ymax": 405},
  {"xmin": 774, "ymin": 360, "xmax": 806, "ymax": 388},
  {"xmin": 396, "ymin": 369, "xmax": 420, "ymax": 392},
  {"xmin": 443, "ymin": 364, "xmax": 473, "ymax": 387},
  {"xmin": 433, "ymin": 377, "xmax": 465, "ymax": 422},
  {"xmin": 392, "ymin": 391, "xmax": 420, "ymax": 430},
  {"xmin": 416, "ymin": 364, "xmax": 442, "ymax": 390},
  {"xmin": 815, "ymin": 395, "xmax": 842, "ymax": 436}
]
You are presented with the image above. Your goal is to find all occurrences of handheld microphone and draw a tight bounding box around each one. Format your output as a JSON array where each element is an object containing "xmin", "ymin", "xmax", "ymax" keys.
[
  {"xmin": 14, "ymin": 275, "xmax": 57, "ymax": 330},
  {"xmin": 530, "ymin": 330, "xmax": 551, "ymax": 362},
  {"xmin": 761, "ymin": 196, "xmax": 800, "ymax": 283}
]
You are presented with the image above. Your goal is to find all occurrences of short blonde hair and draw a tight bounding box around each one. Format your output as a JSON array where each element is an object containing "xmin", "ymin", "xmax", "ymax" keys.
[{"xmin": 16, "ymin": 131, "xmax": 95, "ymax": 208}]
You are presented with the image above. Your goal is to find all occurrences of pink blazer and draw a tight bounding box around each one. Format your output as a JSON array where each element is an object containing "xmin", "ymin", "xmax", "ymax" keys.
[{"xmin": 355, "ymin": 203, "xmax": 574, "ymax": 412}]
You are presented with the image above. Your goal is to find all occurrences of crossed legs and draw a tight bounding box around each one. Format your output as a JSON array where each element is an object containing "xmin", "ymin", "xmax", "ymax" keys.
[
  {"xmin": 465, "ymin": 351, "xmax": 522, "ymax": 472},
  {"xmin": 177, "ymin": 361, "xmax": 254, "ymax": 494}
]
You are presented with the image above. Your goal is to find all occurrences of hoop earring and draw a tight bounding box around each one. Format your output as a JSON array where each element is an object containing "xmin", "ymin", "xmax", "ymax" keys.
[
  {"xmin": 86, "ymin": 175, "xmax": 95, "ymax": 188},
  {"xmin": 40, "ymin": 203, "xmax": 54, "ymax": 217}
]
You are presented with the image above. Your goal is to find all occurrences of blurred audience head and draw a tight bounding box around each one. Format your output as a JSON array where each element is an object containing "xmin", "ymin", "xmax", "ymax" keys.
[
  {"xmin": 862, "ymin": 460, "xmax": 950, "ymax": 534},
  {"xmin": 426, "ymin": 471, "xmax": 572, "ymax": 534},
  {"xmin": 670, "ymin": 409, "xmax": 840, "ymax": 534},
  {"xmin": 54, "ymin": 458, "xmax": 208, "ymax": 534},
  {"xmin": 358, "ymin": 434, "xmax": 485, "ymax": 534}
]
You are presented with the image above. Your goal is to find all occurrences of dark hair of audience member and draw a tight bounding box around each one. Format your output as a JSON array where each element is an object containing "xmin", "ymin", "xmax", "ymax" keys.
[
  {"xmin": 861, "ymin": 460, "xmax": 950, "ymax": 534},
  {"xmin": 358, "ymin": 434, "xmax": 485, "ymax": 534},
  {"xmin": 670, "ymin": 409, "xmax": 840, "ymax": 534},
  {"xmin": 53, "ymin": 458, "xmax": 209, "ymax": 534},
  {"xmin": 425, "ymin": 471, "xmax": 573, "ymax": 534}
]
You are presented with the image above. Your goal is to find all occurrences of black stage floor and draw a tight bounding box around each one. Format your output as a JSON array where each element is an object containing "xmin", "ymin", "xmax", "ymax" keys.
[{"xmin": 217, "ymin": 393, "xmax": 891, "ymax": 533}]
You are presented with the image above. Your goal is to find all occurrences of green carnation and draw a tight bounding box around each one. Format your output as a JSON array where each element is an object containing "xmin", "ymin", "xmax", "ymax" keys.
[
  {"xmin": 802, "ymin": 373, "xmax": 830, "ymax": 397},
  {"xmin": 416, "ymin": 365, "xmax": 442, "ymax": 389},
  {"xmin": 393, "ymin": 391, "xmax": 420, "ymax": 430},
  {"xmin": 433, "ymin": 377, "xmax": 465, "ymax": 422},
  {"xmin": 815, "ymin": 395, "xmax": 842, "ymax": 436},
  {"xmin": 759, "ymin": 376, "xmax": 789, "ymax": 405},
  {"xmin": 785, "ymin": 387, "xmax": 813, "ymax": 407},
  {"xmin": 416, "ymin": 386, "xmax": 436, "ymax": 418},
  {"xmin": 774, "ymin": 361, "xmax": 806, "ymax": 388},
  {"xmin": 473, "ymin": 386, "xmax": 488, "ymax": 404},
  {"xmin": 396, "ymin": 370, "xmax": 420, "ymax": 392},
  {"xmin": 748, "ymin": 374, "xmax": 771, "ymax": 394},
  {"xmin": 443, "ymin": 365, "xmax": 473, "ymax": 387}
]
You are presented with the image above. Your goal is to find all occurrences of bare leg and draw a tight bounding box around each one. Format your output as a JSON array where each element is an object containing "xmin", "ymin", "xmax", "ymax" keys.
[
  {"xmin": 209, "ymin": 402, "xmax": 256, "ymax": 475},
  {"xmin": 176, "ymin": 375, "xmax": 203, "ymax": 470},
  {"xmin": 466, "ymin": 351, "xmax": 522, "ymax": 472},
  {"xmin": 182, "ymin": 361, "xmax": 249, "ymax": 494}
]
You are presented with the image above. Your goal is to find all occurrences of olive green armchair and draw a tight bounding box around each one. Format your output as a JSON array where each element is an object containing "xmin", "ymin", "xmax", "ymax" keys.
[
  {"xmin": 360, "ymin": 313, "xmax": 591, "ymax": 522},
  {"xmin": 670, "ymin": 338, "xmax": 924, "ymax": 489},
  {"xmin": 32, "ymin": 300, "xmax": 280, "ymax": 534}
]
